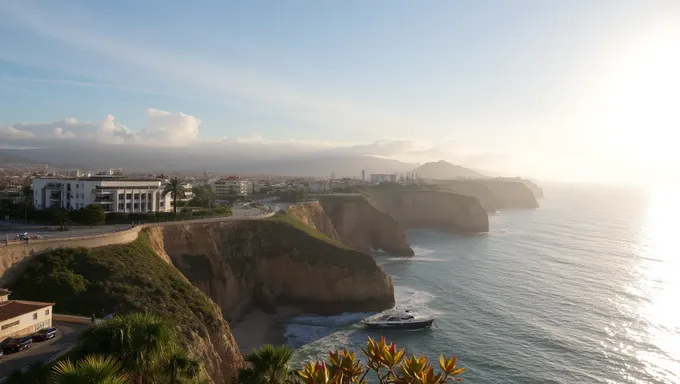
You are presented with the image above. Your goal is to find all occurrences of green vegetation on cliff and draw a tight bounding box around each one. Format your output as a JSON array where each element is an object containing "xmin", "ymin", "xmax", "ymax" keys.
[
  {"xmin": 9, "ymin": 230, "xmax": 220, "ymax": 334},
  {"xmin": 268, "ymin": 211, "xmax": 348, "ymax": 249}
]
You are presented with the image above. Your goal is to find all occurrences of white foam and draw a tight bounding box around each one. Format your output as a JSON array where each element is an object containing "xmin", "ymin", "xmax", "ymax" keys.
[
  {"xmin": 411, "ymin": 245, "xmax": 435, "ymax": 257},
  {"xmin": 285, "ymin": 285, "xmax": 439, "ymax": 363}
]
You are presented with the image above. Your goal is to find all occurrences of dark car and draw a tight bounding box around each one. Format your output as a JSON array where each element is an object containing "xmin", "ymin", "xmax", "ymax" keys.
[
  {"xmin": 3, "ymin": 336, "xmax": 32, "ymax": 353},
  {"xmin": 31, "ymin": 327, "xmax": 57, "ymax": 342}
]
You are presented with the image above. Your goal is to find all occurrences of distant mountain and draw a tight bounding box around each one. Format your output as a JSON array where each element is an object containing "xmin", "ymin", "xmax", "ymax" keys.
[
  {"xmin": 1, "ymin": 147, "xmax": 418, "ymax": 177},
  {"xmin": 0, "ymin": 150, "xmax": 39, "ymax": 164},
  {"xmin": 410, "ymin": 160, "xmax": 486, "ymax": 179}
]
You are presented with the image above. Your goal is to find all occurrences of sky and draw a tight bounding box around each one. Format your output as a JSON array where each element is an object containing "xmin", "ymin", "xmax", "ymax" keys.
[{"xmin": 1, "ymin": 0, "xmax": 679, "ymax": 183}]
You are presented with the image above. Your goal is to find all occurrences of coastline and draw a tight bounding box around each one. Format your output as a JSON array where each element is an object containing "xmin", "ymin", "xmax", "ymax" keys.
[{"xmin": 229, "ymin": 306, "xmax": 301, "ymax": 354}]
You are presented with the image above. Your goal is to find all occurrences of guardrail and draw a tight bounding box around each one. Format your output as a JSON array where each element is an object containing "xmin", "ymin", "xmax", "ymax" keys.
[{"xmin": 2, "ymin": 210, "xmax": 275, "ymax": 246}]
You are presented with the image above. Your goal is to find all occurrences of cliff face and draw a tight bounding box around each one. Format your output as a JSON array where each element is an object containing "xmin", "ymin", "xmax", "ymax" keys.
[
  {"xmin": 366, "ymin": 189, "xmax": 489, "ymax": 232},
  {"xmin": 436, "ymin": 181, "xmax": 498, "ymax": 212},
  {"xmin": 480, "ymin": 180, "xmax": 539, "ymax": 209},
  {"xmin": 153, "ymin": 218, "xmax": 395, "ymax": 319},
  {"xmin": 287, "ymin": 202, "xmax": 343, "ymax": 244},
  {"xmin": 289, "ymin": 198, "xmax": 413, "ymax": 256}
]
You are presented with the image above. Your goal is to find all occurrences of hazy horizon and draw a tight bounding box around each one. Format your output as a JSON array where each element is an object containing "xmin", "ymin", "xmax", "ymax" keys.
[{"xmin": 1, "ymin": 1, "xmax": 679, "ymax": 184}]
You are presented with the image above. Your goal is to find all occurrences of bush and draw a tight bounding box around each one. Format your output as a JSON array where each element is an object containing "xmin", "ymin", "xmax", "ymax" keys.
[
  {"xmin": 69, "ymin": 204, "xmax": 106, "ymax": 226},
  {"xmin": 295, "ymin": 337, "xmax": 465, "ymax": 384},
  {"xmin": 9, "ymin": 231, "xmax": 220, "ymax": 333}
]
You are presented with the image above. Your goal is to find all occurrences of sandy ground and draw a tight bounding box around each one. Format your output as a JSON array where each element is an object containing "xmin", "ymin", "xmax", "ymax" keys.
[{"xmin": 229, "ymin": 306, "xmax": 301, "ymax": 354}]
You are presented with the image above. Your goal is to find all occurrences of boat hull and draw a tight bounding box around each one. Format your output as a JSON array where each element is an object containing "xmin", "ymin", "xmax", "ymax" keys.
[{"xmin": 363, "ymin": 319, "xmax": 434, "ymax": 330}]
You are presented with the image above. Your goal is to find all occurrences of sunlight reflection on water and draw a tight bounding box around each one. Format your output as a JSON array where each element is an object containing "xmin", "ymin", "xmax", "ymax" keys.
[{"xmin": 630, "ymin": 184, "xmax": 680, "ymax": 382}]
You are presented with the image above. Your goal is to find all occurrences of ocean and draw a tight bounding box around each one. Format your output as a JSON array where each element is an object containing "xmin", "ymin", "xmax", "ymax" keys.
[{"xmin": 284, "ymin": 184, "xmax": 680, "ymax": 384}]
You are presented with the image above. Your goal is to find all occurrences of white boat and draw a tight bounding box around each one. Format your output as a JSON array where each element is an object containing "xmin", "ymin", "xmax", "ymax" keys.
[{"xmin": 362, "ymin": 309, "xmax": 434, "ymax": 330}]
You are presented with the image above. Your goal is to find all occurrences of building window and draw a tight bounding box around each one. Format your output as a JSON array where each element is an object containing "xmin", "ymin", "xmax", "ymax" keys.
[
  {"xmin": 45, "ymin": 309, "xmax": 50, "ymax": 315},
  {"xmin": 133, "ymin": 203, "xmax": 139, "ymax": 210},
  {"xmin": 118, "ymin": 194, "xmax": 124, "ymax": 200},
  {"xmin": 126, "ymin": 203, "xmax": 132, "ymax": 210},
  {"xmin": 76, "ymin": 184, "xmax": 79, "ymax": 189},
  {"xmin": 126, "ymin": 193, "xmax": 132, "ymax": 200},
  {"xmin": 118, "ymin": 203, "xmax": 124, "ymax": 210},
  {"xmin": 33, "ymin": 313, "xmax": 38, "ymax": 320}
]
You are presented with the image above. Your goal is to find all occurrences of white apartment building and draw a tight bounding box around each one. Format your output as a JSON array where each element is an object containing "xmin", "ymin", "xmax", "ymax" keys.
[
  {"xmin": 32, "ymin": 177, "xmax": 173, "ymax": 213},
  {"xmin": 210, "ymin": 177, "xmax": 251, "ymax": 199}
]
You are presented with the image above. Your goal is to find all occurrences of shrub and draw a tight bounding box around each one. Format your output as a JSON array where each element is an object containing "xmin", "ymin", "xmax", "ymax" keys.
[{"xmin": 296, "ymin": 337, "xmax": 465, "ymax": 384}]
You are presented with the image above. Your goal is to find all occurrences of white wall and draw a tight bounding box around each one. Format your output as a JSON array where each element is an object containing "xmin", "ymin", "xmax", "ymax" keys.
[{"xmin": 0, "ymin": 305, "xmax": 53, "ymax": 339}]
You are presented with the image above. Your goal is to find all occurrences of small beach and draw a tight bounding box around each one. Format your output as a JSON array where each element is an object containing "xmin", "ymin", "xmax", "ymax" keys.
[{"xmin": 229, "ymin": 306, "xmax": 301, "ymax": 353}]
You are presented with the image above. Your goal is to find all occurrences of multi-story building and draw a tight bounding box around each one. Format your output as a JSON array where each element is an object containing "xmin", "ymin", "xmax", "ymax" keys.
[
  {"xmin": 210, "ymin": 176, "xmax": 250, "ymax": 199},
  {"xmin": 32, "ymin": 177, "xmax": 173, "ymax": 213},
  {"xmin": 370, "ymin": 173, "xmax": 398, "ymax": 184}
]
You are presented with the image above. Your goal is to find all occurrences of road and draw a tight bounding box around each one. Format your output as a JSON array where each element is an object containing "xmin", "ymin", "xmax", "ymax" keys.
[
  {"xmin": 0, "ymin": 205, "xmax": 270, "ymax": 243},
  {"xmin": 0, "ymin": 321, "xmax": 86, "ymax": 378}
]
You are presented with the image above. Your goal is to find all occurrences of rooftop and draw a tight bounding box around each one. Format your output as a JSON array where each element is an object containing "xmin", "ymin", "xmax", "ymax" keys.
[{"xmin": 0, "ymin": 300, "xmax": 54, "ymax": 323}]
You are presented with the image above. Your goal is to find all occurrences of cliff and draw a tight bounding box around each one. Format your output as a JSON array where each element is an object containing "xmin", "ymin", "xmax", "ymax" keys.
[
  {"xmin": 436, "ymin": 179, "xmax": 540, "ymax": 211},
  {"xmin": 479, "ymin": 180, "xmax": 539, "ymax": 209},
  {"xmin": 436, "ymin": 181, "xmax": 498, "ymax": 212},
  {"xmin": 287, "ymin": 202, "xmax": 343, "ymax": 244},
  {"xmin": 289, "ymin": 198, "xmax": 414, "ymax": 256},
  {"xmin": 366, "ymin": 189, "xmax": 489, "ymax": 232},
  {"xmin": 7, "ymin": 232, "xmax": 243, "ymax": 384},
  {"xmin": 150, "ymin": 216, "xmax": 395, "ymax": 319}
]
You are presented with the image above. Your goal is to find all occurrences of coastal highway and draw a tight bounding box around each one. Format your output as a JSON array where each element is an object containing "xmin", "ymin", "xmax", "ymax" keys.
[{"xmin": 0, "ymin": 205, "xmax": 272, "ymax": 243}]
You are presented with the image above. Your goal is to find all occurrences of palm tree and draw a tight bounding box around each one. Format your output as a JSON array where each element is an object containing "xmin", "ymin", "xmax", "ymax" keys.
[
  {"xmin": 237, "ymin": 344, "xmax": 295, "ymax": 384},
  {"xmin": 77, "ymin": 313, "xmax": 177, "ymax": 384},
  {"xmin": 161, "ymin": 177, "xmax": 187, "ymax": 215},
  {"xmin": 50, "ymin": 355, "xmax": 130, "ymax": 384},
  {"xmin": 162, "ymin": 350, "xmax": 202, "ymax": 384}
]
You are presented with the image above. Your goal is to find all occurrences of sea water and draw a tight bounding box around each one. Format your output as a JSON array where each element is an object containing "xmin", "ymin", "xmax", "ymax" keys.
[{"xmin": 285, "ymin": 184, "xmax": 680, "ymax": 383}]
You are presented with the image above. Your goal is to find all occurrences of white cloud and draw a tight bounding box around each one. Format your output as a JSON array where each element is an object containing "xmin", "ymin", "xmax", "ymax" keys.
[
  {"xmin": 97, "ymin": 114, "xmax": 135, "ymax": 144},
  {"xmin": 137, "ymin": 108, "xmax": 200, "ymax": 146},
  {"xmin": 53, "ymin": 127, "xmax": 75, "ymax": 139},
  {"xmin": 0, "ymin": 125, "xmax": 37, "ymax": 139}
]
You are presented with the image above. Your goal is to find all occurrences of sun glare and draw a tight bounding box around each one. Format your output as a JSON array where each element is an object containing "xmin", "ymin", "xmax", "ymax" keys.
[{"xmin": 603, "ymin": 31, "xmax": 680, "ymax": 171}]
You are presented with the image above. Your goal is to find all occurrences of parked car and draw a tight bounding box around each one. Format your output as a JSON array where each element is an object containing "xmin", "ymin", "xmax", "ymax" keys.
[
  {"xmin": 31, "ymin": 327, "xmax": 57, "ymax": 342},
  {"xmin": 3, "ymin": 336, "xmax": 32, "ymax": 353}
]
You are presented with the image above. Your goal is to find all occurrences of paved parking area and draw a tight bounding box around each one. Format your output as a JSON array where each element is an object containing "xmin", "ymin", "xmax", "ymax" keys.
[{"xmin": 0, "ymin": 321, "xmax": 86, "ymax": 378}]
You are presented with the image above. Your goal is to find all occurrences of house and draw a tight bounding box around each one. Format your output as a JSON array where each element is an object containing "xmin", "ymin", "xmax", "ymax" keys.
[{"xmin": 0, "ymin": 290, "xmax": 54, "ymax": 339}]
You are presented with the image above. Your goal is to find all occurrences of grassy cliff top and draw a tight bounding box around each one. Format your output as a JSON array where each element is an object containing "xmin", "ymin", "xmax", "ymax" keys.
[
  {"xmin": 264, "ymin": 212, "xmax": 378, "ymax": 271},
  {"xmin": 268, "ymin": 211, "xmax": 349, "ymax": 249},
  {"xmin": 9, "ymin": 230, "xmax": 221, "ymax": 335}
]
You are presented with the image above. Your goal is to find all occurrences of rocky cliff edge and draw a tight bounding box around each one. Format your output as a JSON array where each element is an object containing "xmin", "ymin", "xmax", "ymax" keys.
[
  {"xmin": 366, "ymin": 188, "xmax": 489, "ymax": 232},
  {"xmin": 288, "ymin": 198, "xmax": 414, "ymax": 256},
  {"xmin": 149, "ymin": 217, "xmax": 395, "ymax": 319}
]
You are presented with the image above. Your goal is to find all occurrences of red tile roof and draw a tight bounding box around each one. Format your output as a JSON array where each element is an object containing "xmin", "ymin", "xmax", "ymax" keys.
[{"xmin": 0, "ymin": 300, "xmax": 54, "ymax": 323}]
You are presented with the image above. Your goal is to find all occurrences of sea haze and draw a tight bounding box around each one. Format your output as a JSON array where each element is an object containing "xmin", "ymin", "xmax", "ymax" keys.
[{"xmin": 285, "ymin": 184, "xmax": 680, "ymax": 383}]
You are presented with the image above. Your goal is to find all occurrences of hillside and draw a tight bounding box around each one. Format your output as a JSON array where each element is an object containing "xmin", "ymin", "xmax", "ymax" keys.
[
  {"xmin": 8, "ymin": 231, "xmax": 243, "ymax": 383},
  {"xmin": 411, "ymin": 160, "xmax": 485, "ymax": 179}
]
